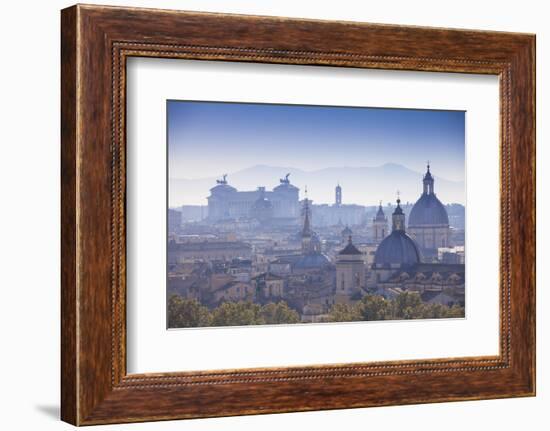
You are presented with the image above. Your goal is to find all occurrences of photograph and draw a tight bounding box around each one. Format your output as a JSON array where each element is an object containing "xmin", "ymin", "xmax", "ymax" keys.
[{"xmin": 167, "ymin": 100, "xmax": 466, "ymax": 328}]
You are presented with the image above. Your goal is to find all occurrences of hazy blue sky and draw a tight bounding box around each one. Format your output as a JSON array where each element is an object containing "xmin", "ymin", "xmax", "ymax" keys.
[{"xmin": 168, "ymin": 100, "xmax": 465, "ymax": 182}]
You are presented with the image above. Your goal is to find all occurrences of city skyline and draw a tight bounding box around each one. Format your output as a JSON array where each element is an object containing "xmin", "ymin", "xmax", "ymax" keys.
[
  {"xmin": 168, "ymin": 100, "xmax": 466, "ymax": 184},
  {"xmin": 169, "ymin": 162, "xmax": 465, "ymax": 207},
  {"xmin": 167, "ymin": 101, "xmax": 465, "ymax": 328}
]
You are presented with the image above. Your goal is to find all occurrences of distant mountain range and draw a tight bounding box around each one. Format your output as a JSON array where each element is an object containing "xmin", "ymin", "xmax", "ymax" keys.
[{"xmin": 169, "ymin": 163, "xmax": 465, "ymax": 207}]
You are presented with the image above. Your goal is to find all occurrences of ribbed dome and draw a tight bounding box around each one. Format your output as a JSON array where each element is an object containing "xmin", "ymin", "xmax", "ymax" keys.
[
  {"xmin": 374, "ymin": 231, "xmax": 421, "ymax": 266},
  {"xmin": 408, "ymin": 193, "xmax": 449, "ymax": 227}
]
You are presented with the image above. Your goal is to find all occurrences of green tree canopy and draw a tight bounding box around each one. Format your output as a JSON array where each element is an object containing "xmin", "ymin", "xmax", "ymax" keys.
[
  {"xmin": 357, "ymin": 294, "xmax": 392, "ymax": 321},
  {"xmin": 168, "ymin": 293, "xmax": 464, "ymax": 329},
  {"xmin": 167, "ymin": 295, "xmax": 212, "ymax": 328},
  {"xmin": 328, "ymin": 303, "xmax": 361, "ymax": 322},
  {"xmin": 327, "ymin": 292, "xmax": 464, "ymax": 323},
  {"xmin": 260, "ymin": 301, "xmax": 300, "ymax": 325},
  {"xmin": 211, "ymin": 301, "xmax": 264, "ymax": 327}
]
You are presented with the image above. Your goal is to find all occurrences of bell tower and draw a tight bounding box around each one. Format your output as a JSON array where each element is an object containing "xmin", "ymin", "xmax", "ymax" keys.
[
  {"xmin": 335, "ymin": 235, "xmax": 365, "ymax": 304},
  {"xmin": 392, "ymin": 194, "xmax": 406, "ymax": 232},
  {"xmin": 372, "ymin": 200, "xmax": 388, "ymax": 243},
  {"xmin": 335, "ymin": 183, "xmax": 342, "ymax": 206}
]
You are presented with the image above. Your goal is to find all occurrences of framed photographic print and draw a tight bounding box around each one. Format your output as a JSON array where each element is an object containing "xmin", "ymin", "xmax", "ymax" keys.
[{"xmin": 61, "ymin": 4, "xmax": 536, "ymax": 425}]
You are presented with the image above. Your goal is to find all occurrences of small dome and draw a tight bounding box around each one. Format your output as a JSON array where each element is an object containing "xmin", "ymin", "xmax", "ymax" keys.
[
  {"xmin": 294, "ymin": 252, "xmax": 331, "ymax": 269},
  {"xmin": 408, "ymin": 193, "xmax": 449, "ymax": 226},
  {"xmin": 374, "ymin": 231, "xmax": 421, "ymax": 266}
]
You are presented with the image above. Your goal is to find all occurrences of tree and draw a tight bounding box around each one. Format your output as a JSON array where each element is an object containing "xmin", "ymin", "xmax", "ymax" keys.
[
  {"xmin": 167, "ymin": 295, "xmax": 212, "ymax": 328},
  {"xmin": 328, "ymin": 303, "xmax": 360, "ymax": 322},
  {"xmin": 393, "ymin": 291, "xmax": 424, "ymax": 319},
  {"xmin": 442, "ymin": 304, "xmax": 465, "ymax": 318},
  {"xmin": 211, "ymin": 301, "xmax": 264, "ymax": 326},
  {"xmin": 260, "ymin": 301, "xmax": 300, "ymax": 324},
  {"xmin": 357, "ymin": 294, "xmax": 392, "ymax": 321},
  {"xmin": 327, "ymin": 292, "xmax": 464, "ymax": 323}
]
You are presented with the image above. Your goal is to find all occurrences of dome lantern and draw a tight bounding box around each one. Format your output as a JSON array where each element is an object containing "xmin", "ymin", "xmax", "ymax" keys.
[{"xmin": 423, "ymin": 162, "xmax": 434, "ymax": 195}]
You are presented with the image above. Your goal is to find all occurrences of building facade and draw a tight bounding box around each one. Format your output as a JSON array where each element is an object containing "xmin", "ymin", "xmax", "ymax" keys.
[
  {"xmin": 207, "ymin": 174, "xmax": 300, "ymax": 223},
  {"xmin": 252, "ymin": 272, "xmax": 285, "ymax": 301},
  {"xmin": 167, "ymin": 239, "xmax": 252, "ymax": 263},
  {"xmin": 168, "ymin": 208, "xmax": 182, "ymax": 234}
]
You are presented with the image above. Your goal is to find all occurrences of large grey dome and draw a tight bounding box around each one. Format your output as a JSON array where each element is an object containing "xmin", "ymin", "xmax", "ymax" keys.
[
  {"xmin": 374, "ymin": 231, "xmax": 421, "ymax": 266},
  {"xmin": 408, "ymin": 193, "xmax": 449, "ymax": 227}
]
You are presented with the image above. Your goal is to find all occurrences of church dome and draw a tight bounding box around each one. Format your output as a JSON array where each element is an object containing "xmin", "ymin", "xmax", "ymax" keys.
[
  {"xmin": 294, "ymin": 252, "xmax": 331, "ymax": 269},
  {"xmin": 408, "ymin": 193, "xmax": 449, "ymax": 227},
  {"xmin": 374, "ymin": 231, "xmax": 421, "ymax": 266}
]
